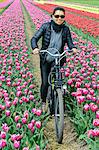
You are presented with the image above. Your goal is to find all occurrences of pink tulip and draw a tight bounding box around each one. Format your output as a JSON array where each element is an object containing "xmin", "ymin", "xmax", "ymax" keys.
[
  {"xmin": 92, "ymin": 129, "xmax": 99, "ymax": 137},
  {"xmin": 0, "ymin": 132, "xmax": 6, "ymax": 139},
  {"xmin": 23, "ymin": 82, "xmax": 28, "ymax": 87},
  {"xmin": 5, "ymin": 110, "xmax": 11, "ymax": 117},
  {"xmin": 67, "ymin": 79, "xmax": 73, "ymax": 85},
  {"xmin": 31, "ymin": 126, "xmax": 35, "ymax": 133},
  {"xmin": 97, "ymin": 84, "xmax": 99, "ymax": 89},
  {"xmin": 90, "ymin": 104, "xmax": 98, "ymax": 112},
  {"xmin": 28, "ymin": 123, "xmax": 33, "ymax": 130},
  {"xmin": 31, "ymin": 119, "xmax": 36, "ymax": 126},
  {"xmin": 87, "ymin": 129, "xmax": 93, "ymax": 138},
  {"xmin": 96, "ymin": 111, "xmax": 99, "ymax": 119},
  {"xmin": 16, "ymin": 91, "xmax": 22, "ymax": 97},
  {"xmin": 16, "ymin": 123, "xmax": 22, "ymax": 128},
  {"xmin": 17, "ymin": 86, "xmax": 22, "ymax": 91},
  {"xmin": 14, "ymin": 140, "xmax": 20, "ymax": 149},
  {"xmin": 0, "ymin": 139, "xmax": 7, "ymax": 148},
  {"xmin": 0, "ymin": 76, "xmax": 5, "ymax": 81},
  {"xmin": 22, "ymin": 74, "xmax": 26, "ymax": 78},
  {"xmin": 13, "ymin": 97, "xmax": 18, "ymax": 105},
  {"xmin": 3, "ymin": 92, "xmax": 8, "ymax": 97},
  {"xmin": 76, "ymin": 90, "xmax": 82, "ymax": 96},
  {"xmin": 29, "ymin": 95, "xmax": 34, "ymax": 100},
  {"xmin": 93, "ymin": 119, "xmax": 99, "ymax": 127},
  {"xmin": 32, "ymin": 108, "xmax": 37, "ymax": 114},
  {"xmin": 19, "ymin": 99, "xmax": 23, "ymax": 104},
  {"xmin": 0, "ymin": 82, "xmax": 2, "ymax": 87},
  {"xmin": 29, "ymin": 73, "xmax": 33, "ymax": 78},
  {"xmin": 5, "ymin": 101, "xmax": 11, "ymax": 108},
  {"xmin": 35, "ymin": 121, "xmax": 41, "ymax": 129},
  {"xmin": 24, "ymin": 88, "xmax": 29, "ymax": 94},
  {"xmin": 22, "ymin": 118, "xmax": 27, "ymax": 124},
  {"xmin": 75, "ymin": 82, "xmax": 81, "ymax": 88},
  {"xmin": 11, "ymin": 134, "xmax": 17, "ymax": 141},
  {"xmin": 1, "ymin": 105, "xmax": 6, "ymax": 111},
  {"xmin": 5, "ymin": 97, "xmax": 10, "ymax": 101},
  {"xmin": 16, "ymin": 134, "xmax": 22, "ymax": 141},
  {"xmin": 92, "ymin": 84, "xmax": 97, "ymax": 89},
  {"xmin": 77, "ymin": 96, "xmax": 85, "ymax": 104},
  {"xmin": 7, "ymin": 71, "xmax": 12, "ymax": 75},
  {"xmin": 36, "ymin": 109, "xmax": 42, "ymax": 116},
  {"xmin": 23, "ymin": 147, "xmax": 29, "ymax": 150},
  {"xmin": 36, "ymin": 145, "xmax": 40, "ymax": 150},
  {"xmin": 89, "ymin": 89, "xmax": 94, "ymax": 95},
  {"xmin": 65, "ymin": 72, "xmax": 69, "ymax": 77},
  {"xmin": 15, "ymin": 116, "xmax": 20, "ymax": 123},
  {"xmin": 71, "ymin": 92, "xmax": 77, "ymax": 97},
  {"xmin": 1, "ymin": 70, "xmax": 6, "ymax": 74},
  {"xmin": 83, "ymin": 104, "xmax": 90, "ymax": 111},
  {"xmin": 29, "ymin": 84, "xmax": 35, "ymax": 89},
  {"xmin": 24, "ymin": 111, "xmax": 29, "ymax": 119},
  {"xmin": 82, "ymin": 88, "xmax": 88, "ymax": 95},
  {"xmin": 86, "ymin": 94, "xmax": 92, "ymax": 100},
  {"xmin": 2, "ymin": 123, "xmax": 9, "ymax": 132},
  {"xmin": 17, "ymin": 81, "xmax": 21, "ymax": 86},
  {"xmin": 91, "ymin": 96, "xmax": 96, "ymax": 102}
]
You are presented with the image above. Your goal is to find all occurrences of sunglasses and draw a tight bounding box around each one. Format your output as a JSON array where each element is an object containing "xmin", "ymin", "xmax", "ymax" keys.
[{"xmin": 54, "ymin": 15, "xmax": 65, "ymax": 19}]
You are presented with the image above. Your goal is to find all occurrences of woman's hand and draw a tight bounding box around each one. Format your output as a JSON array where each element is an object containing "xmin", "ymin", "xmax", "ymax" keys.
[
  {"xmin": 32, "ymin": 48, "xmax": 40, "ymax": 54},
  {"xmin": 72, "ymin": 48, "xmax": 78, "ymax": 54}
]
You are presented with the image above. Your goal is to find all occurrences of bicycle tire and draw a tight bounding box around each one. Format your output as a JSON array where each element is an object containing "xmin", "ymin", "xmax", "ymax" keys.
[
  {"xmin": 47, "ymin": 86, "xmax": 54, "ymax": 115},
  {"xmin": 54, "ymin": 88, "xmax": 64, "ymax": 144}
]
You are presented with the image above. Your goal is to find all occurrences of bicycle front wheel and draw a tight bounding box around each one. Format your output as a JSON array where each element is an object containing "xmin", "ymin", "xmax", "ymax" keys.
[{"xmin": 54, "ymin": 88, "xmax": 64, "ymax": 144}]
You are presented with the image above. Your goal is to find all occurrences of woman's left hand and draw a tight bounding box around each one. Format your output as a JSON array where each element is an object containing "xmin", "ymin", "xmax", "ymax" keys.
[{"xmin": 72, "ymin": 48, "xmax": 78, "ymax": 54}]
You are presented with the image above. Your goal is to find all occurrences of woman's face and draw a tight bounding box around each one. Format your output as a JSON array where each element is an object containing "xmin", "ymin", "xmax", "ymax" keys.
[{"xmin": 52, "ymin": 10, "xmax": 65, "ymax": 25}]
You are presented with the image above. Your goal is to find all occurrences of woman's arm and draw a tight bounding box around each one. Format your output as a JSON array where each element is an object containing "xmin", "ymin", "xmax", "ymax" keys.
[
  {"xmin": 66, "ymin": 27, "xmax": 77, "ymax": 50},
  {"xmin": 31, "ymin": 23, "xmax": 45, "ymax": 50}
]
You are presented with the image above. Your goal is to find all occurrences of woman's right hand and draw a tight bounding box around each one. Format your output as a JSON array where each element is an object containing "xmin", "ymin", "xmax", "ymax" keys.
[{"xmin": 32, "ymin": 48, "xmax": 40, "ymax": 54}]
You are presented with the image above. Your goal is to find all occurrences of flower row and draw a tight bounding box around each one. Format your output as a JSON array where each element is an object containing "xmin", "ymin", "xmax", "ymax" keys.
[
  {"xmin": 0, "ymin": 0, "xmax": 14, "ymax": 9},
  {"xmin": 44, "ymin": 3, "xmax": 99, "ymax": 20},
  {"xmin": 34, "ymin": 2, "xmax": 99, "ymax": 37},
  {"xmin": 0, "ymin": 0, "xmax": 45, "ymax": 149}
]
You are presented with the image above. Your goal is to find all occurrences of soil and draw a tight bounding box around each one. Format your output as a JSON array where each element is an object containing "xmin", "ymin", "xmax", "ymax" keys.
[{"xmin": 21, "ymin": 1, "xmax": 88, "ymax": 150}]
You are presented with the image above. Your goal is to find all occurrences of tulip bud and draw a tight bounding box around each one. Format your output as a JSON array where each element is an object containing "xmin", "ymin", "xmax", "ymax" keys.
[
  {"xmin": 35, "ymin": 121, "xmax": 41, "ymax": 129},
  {"xmin": 14, "ymin": 140, "xmax": 20, "ymax": 149}
]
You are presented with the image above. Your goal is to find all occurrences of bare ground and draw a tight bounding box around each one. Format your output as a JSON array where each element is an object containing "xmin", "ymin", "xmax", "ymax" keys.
[{"xmin": 21, "ymin": 2, "xmax": 88, "ymax": 150}]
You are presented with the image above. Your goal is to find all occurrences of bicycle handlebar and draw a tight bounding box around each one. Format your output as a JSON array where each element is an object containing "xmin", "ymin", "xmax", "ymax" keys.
[{"xmin": 40, "ymin": 48, "xmax": 73, "ymax": 58}]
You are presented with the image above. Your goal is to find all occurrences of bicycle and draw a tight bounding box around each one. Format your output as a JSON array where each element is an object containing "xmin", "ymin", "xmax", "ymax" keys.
[{"xmin": 40, "ymin": 48, "xmax": 72, "ymax": 144}]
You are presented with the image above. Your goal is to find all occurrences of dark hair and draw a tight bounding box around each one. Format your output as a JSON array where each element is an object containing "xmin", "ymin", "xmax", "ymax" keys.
[{"xmin": 52, "ymin": 7, "xmax": 65, "ymax": 15}]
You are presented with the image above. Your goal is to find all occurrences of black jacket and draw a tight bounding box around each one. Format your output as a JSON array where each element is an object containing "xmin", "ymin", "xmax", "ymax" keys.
[{"xmin": 31, "ymin": 21, "xmax": 76, "ymax": 64}]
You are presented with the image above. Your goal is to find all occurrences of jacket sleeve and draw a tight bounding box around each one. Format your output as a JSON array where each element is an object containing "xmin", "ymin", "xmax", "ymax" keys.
[
  {"xmin": 31, "ymin": 24, "xmax": 45, "ymax": 50},
  {"xmin": 66, "ymin": 27, "xmax": 76, "ymax": 50}
]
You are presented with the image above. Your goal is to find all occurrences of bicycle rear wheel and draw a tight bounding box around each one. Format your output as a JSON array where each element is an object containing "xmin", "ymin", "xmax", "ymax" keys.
[{"xmin": 54, "ymin": 88, "xmax": 64, "ymax": 144}]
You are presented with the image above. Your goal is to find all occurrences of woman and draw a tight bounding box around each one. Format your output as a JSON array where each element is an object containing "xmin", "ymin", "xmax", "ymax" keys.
[{"xmin": 31, "ymin": 7, "xmax": 78, "ymax": 112}]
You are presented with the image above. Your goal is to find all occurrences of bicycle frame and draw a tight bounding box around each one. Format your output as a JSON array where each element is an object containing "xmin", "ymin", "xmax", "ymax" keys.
[
  {"xmin": 40, "ymin": 48, "xmax": 72, "ymax": 89},
  {"xmin": 40, "ymin": 48, "xmax": 78, "ymax": 143},
  {"xmin": 40, "ymin": 48, "xmax": 72, "ymax": 88}
]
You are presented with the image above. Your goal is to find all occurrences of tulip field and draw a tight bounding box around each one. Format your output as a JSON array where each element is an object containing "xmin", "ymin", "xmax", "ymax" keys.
[{"xmin": 0, "ymin": 0, "xmax": 99, "ymax": 150}]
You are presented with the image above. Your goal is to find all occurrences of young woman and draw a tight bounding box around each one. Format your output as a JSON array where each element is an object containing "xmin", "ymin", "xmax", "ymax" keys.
[{"xmin": 31, "ymin": 7, "xmax": 78, "ymax": 112}]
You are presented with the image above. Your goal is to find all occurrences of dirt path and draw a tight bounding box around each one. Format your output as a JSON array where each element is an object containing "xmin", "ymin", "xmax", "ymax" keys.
[{"xmin": 21, "ymin": 2, "xmax": 88, "ymax": 150}]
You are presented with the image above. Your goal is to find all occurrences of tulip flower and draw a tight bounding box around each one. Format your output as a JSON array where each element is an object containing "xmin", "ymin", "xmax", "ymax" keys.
[
  {"xmin": 0, "ymin": 132, "xmax": 6, "ymax": 139},
  {"xmin": 35, "ymin": 121, "xmax": 41, "ymax": 129},
  {"xmin": 14, "ymin": 140, "xmax": 20, "ymax": 149}
]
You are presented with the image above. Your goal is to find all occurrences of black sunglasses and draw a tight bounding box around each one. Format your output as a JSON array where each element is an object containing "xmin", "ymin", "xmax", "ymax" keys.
[{"xmin": 54, "ymin": 15, "xmax": 65, "ymax": 19}]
